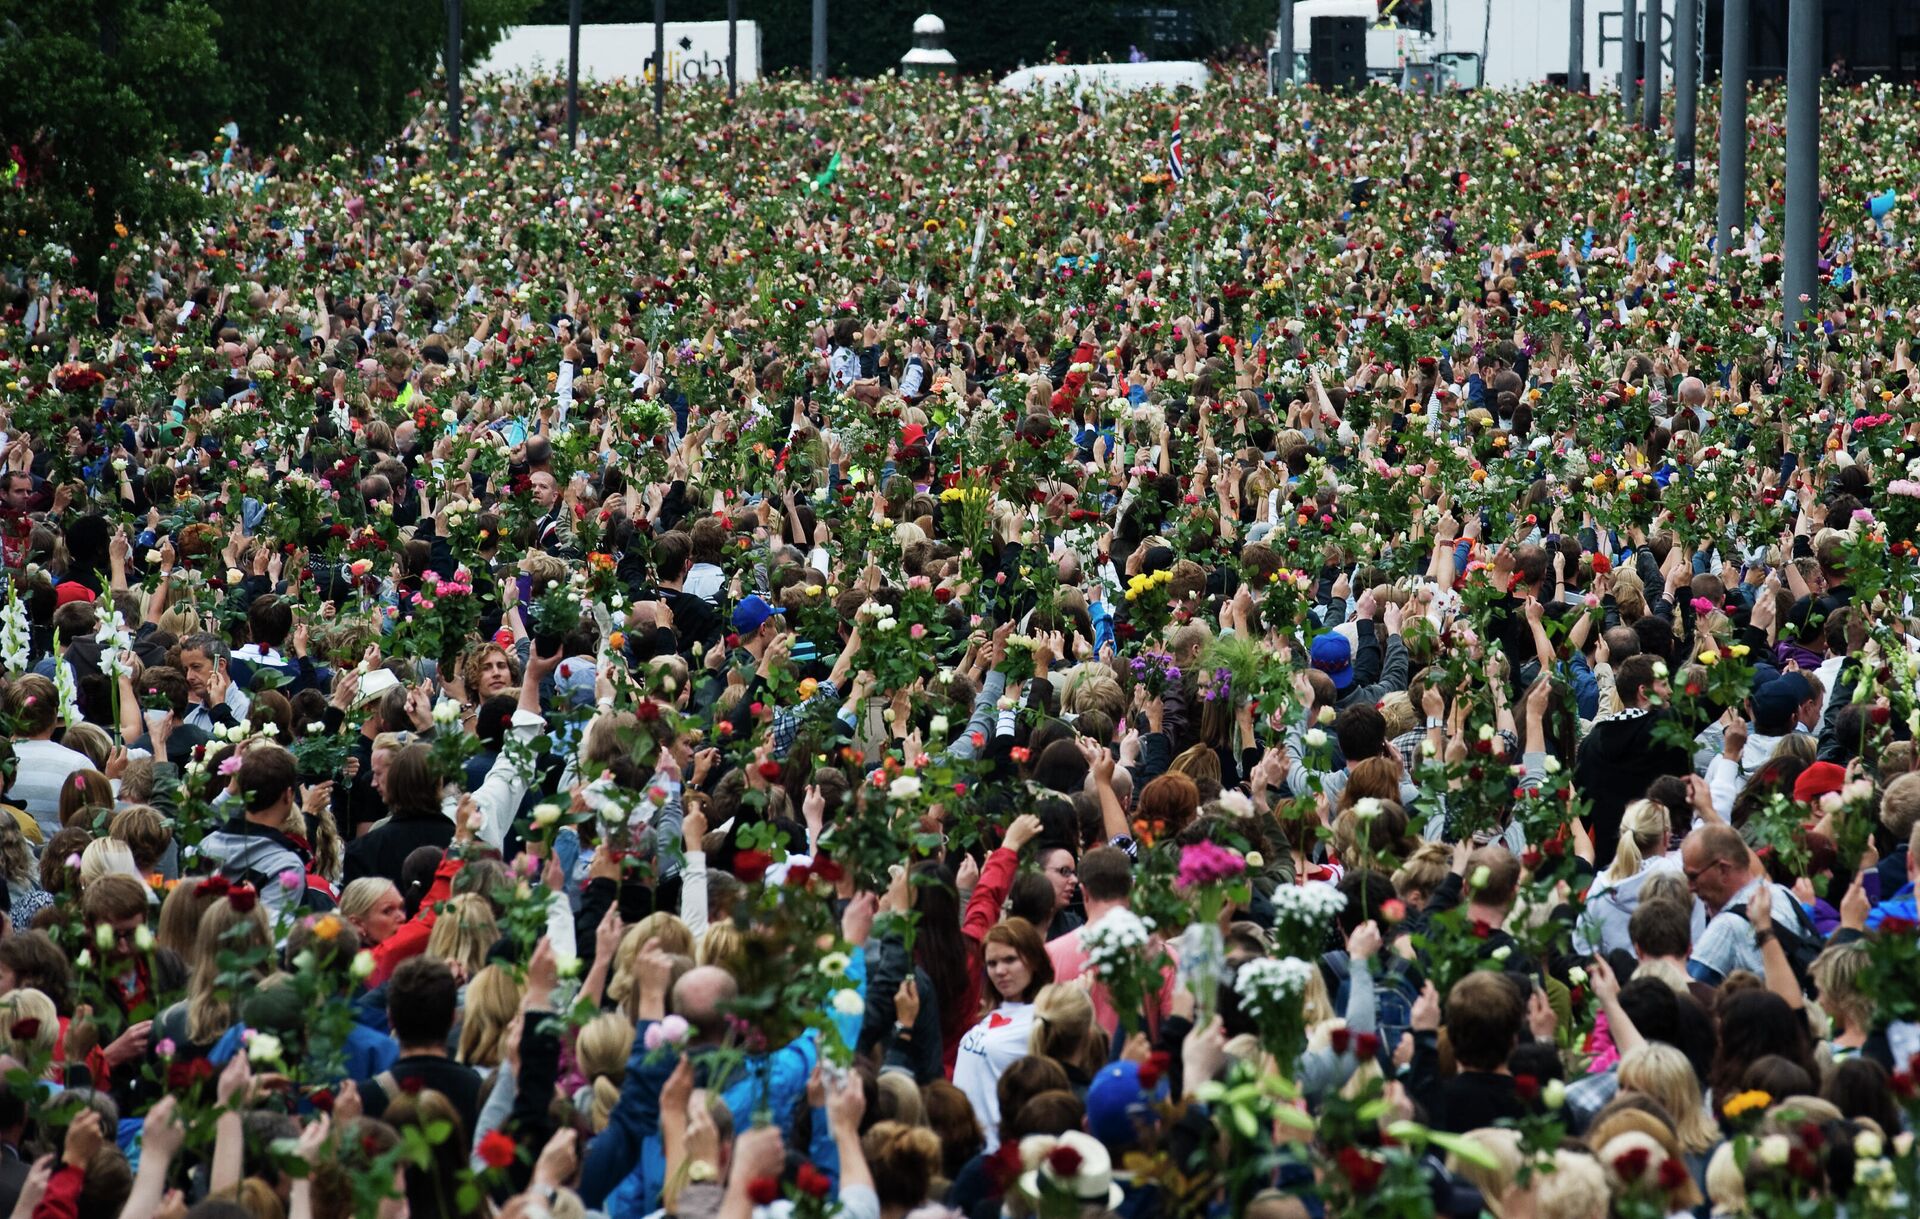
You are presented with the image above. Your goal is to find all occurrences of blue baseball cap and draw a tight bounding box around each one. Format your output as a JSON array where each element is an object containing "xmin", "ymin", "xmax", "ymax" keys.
[
  {"xmin": 1086, "ymin": 1061, "xmax": 1162, "ymax": 1149},
  {"xmin": 1310, "ymin": 632, "xmax": 1354, "ymax": 690},
  {"xmin": 730, "ymin": 594, "xmax": 784, "ymax": 635}
]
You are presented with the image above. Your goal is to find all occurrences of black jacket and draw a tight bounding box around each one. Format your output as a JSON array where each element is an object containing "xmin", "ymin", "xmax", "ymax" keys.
[
  {"xmin": 343, "ymin": 813, "xmax": 456, "ymax": 886},
  {"xmin": 1573, "ymin": 707, "xmax": 1693, "ymax": 862}
]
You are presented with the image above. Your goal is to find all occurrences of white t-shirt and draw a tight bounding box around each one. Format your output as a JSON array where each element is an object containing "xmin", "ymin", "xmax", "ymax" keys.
[{"xmin": 952, "ymin": 1001, "xmax": 1035, "ymax": 1153}]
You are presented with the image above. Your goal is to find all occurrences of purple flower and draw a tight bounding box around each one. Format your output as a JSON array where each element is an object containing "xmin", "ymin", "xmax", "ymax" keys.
[
  {"xmin": 1177, "ymin": 841, "xmax": 1246, "ymax": 889},
  {"xmin": 278, "ymin": 868, "xmax": 304, "ymax": 892},
  {"xmin": 218, "ymin": 754, "xmax": 244, "ymax": 776}
]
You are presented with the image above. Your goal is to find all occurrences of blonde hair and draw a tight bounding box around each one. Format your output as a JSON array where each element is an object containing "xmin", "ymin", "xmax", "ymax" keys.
[
  {"xmin": 697, "ymin": 922, "xmax": 745, "ymax": 972},
  {"xmin": 187, "ymin": 896, "xmax": 274, "ymax": 1044},
  {"xmin": 425, "ymin": 894, "xmax": 498, "ymax": 978},
  {"xmin": 456, "ymin": 965, "xmax": 522, "ymax": 1068},
  {"xmin": 1595, "ymin": 1129, "xmax": 1702, "ymax": 1211},
  {"xmin": 0, "ymin": 987, "xmax": 57, "ymax": 1059},
  {"xmin": 1446, "ymin": 1128, "xmax": 1524, "ymax": 1219},
  {"xmin": 1607, "ymin": 799, "xmax": 1670, "ymax": 883},
  {"xmin": 575, "ymin": 1012, "xmax": 635, "ymax": 1132},
  {"xmin": 78, "ymin": 838, "xmax": 143, "ymax": 888},
  {"xmin": 1705, "ymin": 1141, "xmax": 1747, "ymax": 1215},
  {"xmin": 1617, "ymin": 1043, "xmax": 1719, "ymax": 1155},
  {"xmin": 1535, "ymin": 1149, "xmax": 1610, "ymax": 1219},
  {"xmin": 1810, "ymin": 941, "xmax": 1873, "ymax": 1032},
  {"xmin": 607, "ymin": 915, "xmax": 695, "ymax": 1019},
  {"xmin": 1393, "ymin": 841, "xmax": 1451, "ymax": 902},
  {"xmin": 1028, "ymin": 984, "xmax": 1105, "ymax": 1080},
  {"xmin": 338, "ymin": 878, "xmax": 402, "ymax": 930}
]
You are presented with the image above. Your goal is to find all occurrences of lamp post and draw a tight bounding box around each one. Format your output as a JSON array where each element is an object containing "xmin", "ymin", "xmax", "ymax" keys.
[
  {"xmin": 1782, "ymin": 0, "xmax": 1820, "ymax": 330},
  {"xmin": 445, "ymin": 0, "xmax": 462, "ymax": 159},
  {"xmin": 566, "ymin": 0, "xmax": 581, "ymax": 149},
  {"xmin": 1622, "ymin": 0, "xmax": 1639, "ymax": 123},
  {"xmin": 1716, "ymin": 0, "xmax": 1749, "ymax": 256},
  {"xmin": 1642, "ymin": 0, "xmax": 1662, "ymax": 132},
  {"xmin": 1568, "ymin": 0, "xmax": 1584, "ymax": 92},
  {"xmin": 1672, "ymin": 0, "xmax": 1697, "ymax": 183}
]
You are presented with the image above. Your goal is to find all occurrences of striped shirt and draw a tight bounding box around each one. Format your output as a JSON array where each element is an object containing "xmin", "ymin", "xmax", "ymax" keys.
[{"xmin": 7, "ymin": 739, "xmax": 95, "ymax": 837}]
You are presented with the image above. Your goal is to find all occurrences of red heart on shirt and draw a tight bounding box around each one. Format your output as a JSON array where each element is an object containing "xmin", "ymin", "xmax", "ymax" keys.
[{"xmin": 987, "ymin": 1012, "xmax": 1012, "ymax": 1030}]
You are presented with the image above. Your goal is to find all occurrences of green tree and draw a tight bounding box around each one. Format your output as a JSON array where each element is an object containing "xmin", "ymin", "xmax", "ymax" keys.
[
  {"xmin": 205, "ymin": 0, "xmax": 534, "ymax": 151},
  {"xmin": 0, "ymin": 0, "xmax": 223, "ymax": 284}
]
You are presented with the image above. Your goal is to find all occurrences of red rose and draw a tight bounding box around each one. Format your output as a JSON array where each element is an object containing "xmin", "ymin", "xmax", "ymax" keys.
[
  {"xmin": 1137, "ymin": 1050, "xmax": 1171, "ymax": 1091},
  {"xmin": 1656, "ymin": 1157, "xmax": 1691, "ymax": 1191},
  {"xmin": 1470, "ymin": 919, "xmax": 1493, "ymax": 939},
  {"xmin": 8, "ymin": 1018, "xmax": 40, "ymax": 1040},
  {"xmin": 399, "ymin": 1076, "xmax": 425, "ymax": 1094},
  {"xmin": 749, "ymin": 701, "xmax": 767, "ymax": 717},
  {"xmin": 1046, "ymin": 1144, "xmax": 1084, "ymax": 1178},
  {"xmin": 1353, "ymin": 1031, "xmax": 1381, "ymax": 1060},
  {"xmin": 196, "ymin": 875, "xmax": 232, "ymax": 898},
  {"xmin": 794, "ymin": 1163, "xmax": 832, "ymax": 1198},
  {"xmin": 309, "ymin": 1088, "xmax": 335, "ymax": 1113},
  {"xmin": 1521, "ymin": 848, "xmax": 1542, "ymax": 870},
  {"xmin": 635, "ymin": 699, "xmax": 661, "ymax": 722},
  {"xmin": 1611, "ymin": 1146, "xmax": 1651, "ymax": 1180},
  {"xmin": 1513, "ymin": 1073, "xmax": 1539, "ymax": 1103},
  {"xmin": 746, "ymin": 1177, "xmax": 782, "ymax": 1206},
  {"xmin": 933, "ymin": 586, "xmax": 953, "ymax": 603},
  {"xmin": 1378, "ymin": 898, "xmax": 1405, "ymax": 924},
  {"xmin": 812, "ymin": 858, "xmax": 844, "ymax": 884},
  {"xmin": 1334, "ymin": 1146, "xmax": 1384, "ymax": 1194},
  {"xmin": 1009, "ymin": 746, "xmax": 1031, "ymax": 764},
  {"xmin": 733, "ymin": 850, "xmax": 773, "ymax": 883},
  {"xmin": 226, "ymin": 884, "xmax": 259, "ymax": 914},
  {"xmin": 476, "ymin": 1130, "xmax": 517, "ymax": 1170},
  {"xmin": 1328, "ymin": 1027, "xmax": 1352, "ymax": 1055},
  {"xmin": 757, "ymin": 760, "xmax": 782, "ymax": 781},
  {"xmin": 1893, "ymin": 1070, "xmax": 1917, "ymax": 1098}
]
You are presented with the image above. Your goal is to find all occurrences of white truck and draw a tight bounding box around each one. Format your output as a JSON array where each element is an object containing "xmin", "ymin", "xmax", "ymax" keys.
[{"xmin": 1274, "ymin": 0, "xmax": 1685, "ymax": 92}]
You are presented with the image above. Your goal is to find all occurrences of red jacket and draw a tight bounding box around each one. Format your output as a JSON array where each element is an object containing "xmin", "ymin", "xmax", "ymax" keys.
[
  {"xmin": 368, "ymin": 854, "xmax": 462, "ymax": 988},
  {"xmin": 32, "ymin": 1164, "xmax": 84, "ymax": 1219},
  {"xmin": 945, "ymin": 846, "xmax": 1020, "ymax": 1075}
]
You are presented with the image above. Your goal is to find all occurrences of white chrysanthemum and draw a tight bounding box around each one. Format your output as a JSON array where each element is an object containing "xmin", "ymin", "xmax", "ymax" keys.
[
  {"xmin": 1082, "ymin": 909, "xmax": 1154, "ymax": 976},
  {"xmin": 830, "ymin": 988, "xmax": 865, "ymax": 1017},
  {"xmin": 1234, "ymin": 956, "xmax": 1315, "ymax": 1017}
]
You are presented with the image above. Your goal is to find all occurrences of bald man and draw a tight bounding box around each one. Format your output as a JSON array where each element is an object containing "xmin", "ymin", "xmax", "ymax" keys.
[
  {"xmin": 1670, "ymin": 375, "xmax": 1710, "ymax": 433},
  {"xmin": 1682, "ymin": 825, "xmax": 1815, "ymax": 987}
]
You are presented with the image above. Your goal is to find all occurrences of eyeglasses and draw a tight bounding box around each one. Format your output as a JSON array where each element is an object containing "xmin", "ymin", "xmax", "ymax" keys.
[
  {"xmin": 1046, "ymin": 865, "xmax": 1077, "ymax": 878},
  {"xmin": 1683, "ymin": 858, "xmax": 1729, "ymax": 886}
]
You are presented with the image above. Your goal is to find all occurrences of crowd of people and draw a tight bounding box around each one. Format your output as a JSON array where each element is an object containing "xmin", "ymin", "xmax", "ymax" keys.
[{"xmin": 0, "ymin": 54, "xmax": 1918, "ymax": 1219}]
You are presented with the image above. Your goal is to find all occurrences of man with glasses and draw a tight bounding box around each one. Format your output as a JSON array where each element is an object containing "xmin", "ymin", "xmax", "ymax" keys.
[{"xmin": 1683, "ymin": 825, "xmax": 1815, "ymax": 988}]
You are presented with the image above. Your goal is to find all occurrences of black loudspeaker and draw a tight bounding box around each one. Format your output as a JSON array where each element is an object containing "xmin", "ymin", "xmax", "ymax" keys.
[{"xmin": 1309, "ymin": 15, "xmax": 1367, "ymax": 91}]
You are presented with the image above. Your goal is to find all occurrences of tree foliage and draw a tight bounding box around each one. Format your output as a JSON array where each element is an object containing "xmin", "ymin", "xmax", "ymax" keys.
[
  {"xmin": 0, "ymin": 0, "xmax": 532, "ymax": 285},
  {"xmin": 0, "ymin": 0, "xmax": 223, "ymax": 277}
]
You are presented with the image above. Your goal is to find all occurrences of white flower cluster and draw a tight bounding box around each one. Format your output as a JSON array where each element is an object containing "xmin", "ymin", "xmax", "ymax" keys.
[
  {"xmin": 0, "ymin": 585, "xmax": 27, "ymax": 675},
  {"xmin": 1268, "ymin": 883, "xmax": 1347, "ymax": 930},
  {"xmin": 94, "ymin": 607, "xmax": 134, "ymax": 680},
  {"xmin": 1234, "ymin": 956, "xmax": 1315, "ymax": 1019},
  {"xmin": 1081, "ymin": 908, "xmax": 1154, "ymax": 979}
]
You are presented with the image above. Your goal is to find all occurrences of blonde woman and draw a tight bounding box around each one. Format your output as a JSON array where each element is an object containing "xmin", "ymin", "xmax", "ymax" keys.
[
  {"xmin": 1576, "ymin": 798, "xmax": 1679, "ymax": 957},
  {"xmin": 606, "ymin": 915, "xmax": 694, "ymax": 1021},
  {"xmin": 78, "ymin": 838, "xmax": 145, "ymax": 890},
  {"xmin": 155, "ymin": 894, "xmax": 274, "ymax": 1057},
  {"xmin": 456, "ymin": 965, "xmax": 522, "ymax": 1069},
  {"xmin": 1026, "ymin": 984, "xmax": 1105, "ymax": 1091},
  {"xmin": 1617, "ymin": 1042, "xmax": 1720, "ymax": 1176},
  {"xmin": 1445, "ymin": 1128, "xmax": 1524, "ymax": 1219},
  {"xmin": 0, "ymin": 988, "xmax": 59, "ymax": 1075},
  {"xmin": 425, "ymin": 894, "xmax": 499, "ymax": 982},
  {"xmin": 572, "ymin": 1012, "xmax": 635, "ymax": 1132},
  {"xmin": 1809, "ymin": 941, "xmax": 1872, "ymax": 1065}
]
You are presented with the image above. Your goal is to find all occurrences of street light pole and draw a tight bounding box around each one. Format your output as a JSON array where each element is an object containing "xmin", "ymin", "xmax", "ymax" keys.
[
  {"xmin": 1672, "ymin": 0, "xmax": 1697, "ymax": 184},
  {"xmin": 445, "ymin": 0, "xmax": 463, "ymax": 159},
  {"xmin": 1716, "ymin": 0, "xmax": 1749, "ymax": 257},
  {"xmin": 1568, "ymin": 0, "xmax": 1584, "ymax": 92},
  {"xmin": 1278, "ymin": 0, "xmax": 1293, "ymax": 90},
  {"xmin": 812, "ymin": 0, "xmax": 827, "ymax": 84},
  {"xmin": 654, "ymin": 0, "xmax": 666, "ymax": 127},
  {"xmin": 566, "ymin": 0, "xmax": 581, "ymax": 149},
  {"xmin": 1622, "ymin": 0, "xmax": 1639, "ymax": 123},
  {"xmin": 1783, "ymin": 0, "xmax": 1820, "ymax": 330},
  {"xmin": 1642, "ymin": 0, "xmax": 1662, "ymax": 132},
  {"xmin": 727, "ymin": 0, "xmax": 738, "ymax": 100}
]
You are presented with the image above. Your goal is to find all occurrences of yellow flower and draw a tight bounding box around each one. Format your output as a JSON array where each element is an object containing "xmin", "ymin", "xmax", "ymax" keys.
[
  {"xmin": 1732, "ymin": 403, "xmax": 1750, "ymax": 416},
  {"xmin": 798, "ymin": 677, "xmax": 819, "ymax": 698},
  {"xmin": 1697, "ymin": 650, "xmax": 1720, "ymax": 666},
  {"xmin": 1728, "ymin": 644, "xmax": 1750, "ymax": 658},
  {"xmin": 1722, "ymin": 1090, "xmax": 1772, "ymax": 1119},
  {"xmin": 311, "ymin": 915, "xmax": 342, "ymax": 941}
]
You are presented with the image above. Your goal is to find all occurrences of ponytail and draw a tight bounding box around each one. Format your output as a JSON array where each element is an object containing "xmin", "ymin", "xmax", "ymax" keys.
[{"xmin": 1608, "ymin": 799, "xmax": 1668, "ymax": 884}]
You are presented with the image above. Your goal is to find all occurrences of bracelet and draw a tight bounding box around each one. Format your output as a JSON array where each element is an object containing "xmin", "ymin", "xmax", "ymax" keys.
[{"xmin": 1752, "ymin": 929, "xmax": 1775, "ymax": 947}]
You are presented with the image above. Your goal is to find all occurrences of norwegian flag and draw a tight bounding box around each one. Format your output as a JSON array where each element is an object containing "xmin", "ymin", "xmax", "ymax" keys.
[{"xmin": 1168, "ymin": 113, "xmax": 1186, "ymax": 183}]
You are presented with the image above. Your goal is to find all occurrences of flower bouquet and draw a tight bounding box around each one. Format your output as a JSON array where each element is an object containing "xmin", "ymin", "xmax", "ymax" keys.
[
  {"xmin": 1233, "ymin": 955, "xmax": 1316, "ymax": 1073},
  {"xmin": 1080, "ymin": 907, "xmax": 1166, "ymax": 1036}
]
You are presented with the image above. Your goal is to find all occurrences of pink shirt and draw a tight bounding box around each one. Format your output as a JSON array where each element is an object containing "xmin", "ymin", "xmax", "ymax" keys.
[{"xmin": 1047, "ymin": 909, "xmax": 1179, "ymax": 1037}]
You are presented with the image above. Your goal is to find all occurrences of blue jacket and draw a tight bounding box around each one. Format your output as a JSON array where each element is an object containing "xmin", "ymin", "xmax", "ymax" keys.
[
  {"xmin": 582, "ymin": 952, "xmax": 866, "ymax": 1216},
  {"xmin": 1866, "ymin": 882, "xmax": 1918, "ymax": 933}
]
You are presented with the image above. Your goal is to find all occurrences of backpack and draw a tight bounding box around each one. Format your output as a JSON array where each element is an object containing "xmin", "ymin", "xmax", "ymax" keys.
[
  {"xmin": 1320, "ymin": 949, "xmax": 1423, "ymax": 1054},
  {"xmin": 1724, "ymin": 891, "xmax": 1821, "ymax": 996}
]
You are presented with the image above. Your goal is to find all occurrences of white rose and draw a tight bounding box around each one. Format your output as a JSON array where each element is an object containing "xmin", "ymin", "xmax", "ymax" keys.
[
  {"xmin": 1353, "ymin": 797, "xmax": 1382, "ymax": 821},
  {"xmin": 889, "ymin": 775, "xmax": 923, "ymax": 800},
  {"xmin": 73, "ymin": 949, "xmax": 91, "ymax": 969},
  {"xmin": 247, "ymin": 1032, "xmax": 284, "ymax": 1063},
  {"xmin": 1490, "ymin": 945, "xmax": 1511, "ymax": 962},
  {"xmin": 307, "ymin": 721, "xmax": 328, "ymax": 733},
  {"xmin": 96, "ymin": 924, "xmax": 115, "ymax": 951},
  {"xmin": 531, "ymin": 803, "xmax": 563, "ymax": 829},
  {"xmin": 928, "ymin": 714, "xmax": 950, "ymax": 739},
  {"xmin": 145, "ymin": 549, "xmax": 164, "ymax": 565},
  {"xmin": 350, "ymin": 950, "xmax": 376, "ymax": 981},
  {"xmin": 1477, "ymin": 723, "xmax": 1495, "ymax": 742},
  {"xmin": 1856, "ymin": 1130, "xmax": 1884, "ymax": 1160},
  {"xmin": 1303, "ymin": 728, "xmax": 1328, "ymax": 750},
  {"xmin": 1567, "ymin": 966, "xmax": 1588, "ymax": 987},
  {"xmin": 1245, "ymin": 851, "xmax": 1265, "ymax": 869},
  {"xmin": 133, "ymin": 926, "xmax": 155, "ymax": 952},
  {"xmin": 1469, "ymin": 865, "xmax": 1492, "ymax": 890},
  {"xmin": 1542, "ymin": 1079, "xmax": 1567, "ymax": 1110},
  {"xmin": 226, "ymin": 568, "xmax": 246, "ymax": 586},
  {"xmin": 1758, "ymin": 1135, "xmax": 1790, "ymax": 1167},
  {"xmin": 431, "ymin": 699, "xmax": 461, "ymax": 725},
  {"xmin": 1542, "ymin": 756, "xmax": 1562, "ymax": 774},
  {"xmin": 830, "ymin": 988, "xmax": 865, "ymax": 1017}
]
